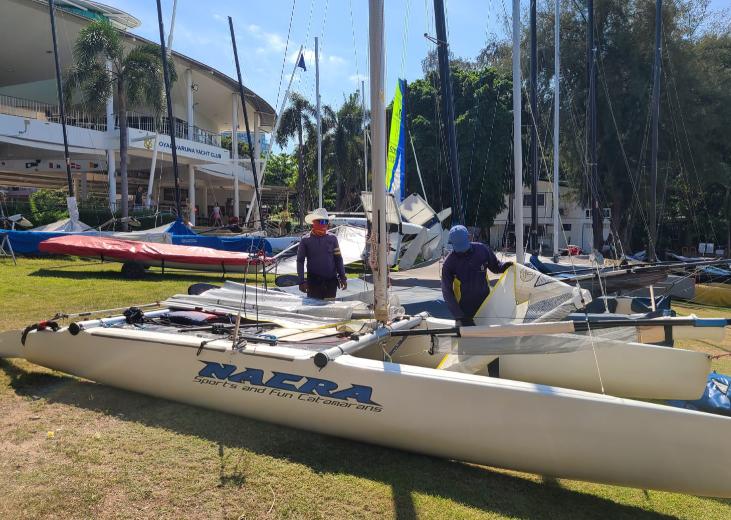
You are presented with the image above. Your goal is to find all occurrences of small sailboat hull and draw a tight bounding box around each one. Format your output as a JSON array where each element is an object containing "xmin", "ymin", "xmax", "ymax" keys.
[
  {"xmin": 385, "ymin": 318, "xmax": 711, "ymax": 400},
  {"xmin": 18, "ymin": 326, "xmax": 731, "ymax": 498}
]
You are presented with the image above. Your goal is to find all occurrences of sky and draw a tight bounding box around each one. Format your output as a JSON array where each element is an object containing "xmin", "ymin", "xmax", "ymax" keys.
[
  {"xmin": 112, "ymin": 0, "xmax": 510, "ymax": 116},
  {"xmin": 113, "ymin": 0, "xmax": 728, "ymax": 121}
]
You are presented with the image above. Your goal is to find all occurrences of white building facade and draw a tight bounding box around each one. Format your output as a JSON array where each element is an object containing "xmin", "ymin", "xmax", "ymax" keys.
[
  {"xmin": 0, "ymin": 0, "xmax": 276, "ymax": 225},
  {"xmin": 489, "ymin": 179, "xmax": 612, "ymax": 254}
]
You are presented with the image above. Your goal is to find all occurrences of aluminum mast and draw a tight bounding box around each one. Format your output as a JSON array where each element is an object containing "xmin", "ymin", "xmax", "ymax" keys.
[{"xmin": 513, "ymin": 0, "xmax": 525, "ymax": 264}]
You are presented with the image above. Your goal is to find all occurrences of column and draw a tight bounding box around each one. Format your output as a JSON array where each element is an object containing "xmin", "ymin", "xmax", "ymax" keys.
[
  {"xmin": 253, "ymin": 112, "xmax": 262, "ymax": 228},
  {"xmin": 106, "ymin": 60, "xmax": 116, "ymax": 210},
  {"xmin": 200, "ymin": 175, "xmax": 208, "ymax": 225},
  {"xmin": 72, "ymin": 176, "xmax": 80, "ymax": 203},
  {"xmin": 232, "ymin": 93, "xmax": 240, "ymax": 219},
  {"xmin": 80, "ymin": 171, "xmax": 88, "ymax": 201},
  {"xmin": 254, "ymin": 113, "xmax": 261, "ymax": 177},
  {"xmin": 188, "ymin": 164, "xmax": 196, "ymax": 225},
  {"xmin": 186, "ymin": 68, "xmax": 194, "ymax": 141}
]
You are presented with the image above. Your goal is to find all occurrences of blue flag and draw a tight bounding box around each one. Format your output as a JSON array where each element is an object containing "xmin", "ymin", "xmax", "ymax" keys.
[{"xmin": 297, "ymin": 53, "xmax": 307, "ymax": 71}]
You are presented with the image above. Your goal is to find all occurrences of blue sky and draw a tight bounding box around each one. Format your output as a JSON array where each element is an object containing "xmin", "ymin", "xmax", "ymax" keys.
[
  {"xmin": 113, "ymin": 0, "xmax": 509, "ymax": 114},
  {"xmin": 114, "ymin": 0, "xmax": 728, "ymax": 118}
]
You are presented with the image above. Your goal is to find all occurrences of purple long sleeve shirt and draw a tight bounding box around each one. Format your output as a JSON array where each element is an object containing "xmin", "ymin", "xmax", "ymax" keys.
[
  {"xmin": 297, "ymin": 232, "xmax": 347, "ymax": 284},
  {"xmin": 441, "ymin": 242, "xmax": 510, "ymax": 319}
]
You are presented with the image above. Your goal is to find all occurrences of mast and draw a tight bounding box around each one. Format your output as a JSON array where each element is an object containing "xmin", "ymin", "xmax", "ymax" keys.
[
  {"xmin": 362, "ymin": 79, "xmax": 368, "ymax": 191},
  {"xmin": 649, "ymin": 0, "xmax": 663, "ymax": 262},
  {"xmin": 588, "ymin": 0, "xmax": 602, "ymax": 252},
  {"xmin": 155, "ymin": 0, "xmax": 182, "ymax": 218},
  {"xmin": 146, "ymin": 0, "xmax": 178, "ymax": 209},
  {"xmin": 512, "ymin": 0, "xmax": 525, "ymax": 264},
  {"xmin": 552, "ymin": 0, "xmax": 560, "ymax": 255},
  {"xmin": 369, "ymin": 0, "xmax": 389, "ymax": 322},
  {"xmin": 229, "ymin": 17, "xmax": 262, "ymax": 227},
  {"xmin": 433, "ymin": 0, "xmax": 464, "ymax": 224},
  {"xmin": 316, "ymin": 37, "xmax": 323, "ymax": 208},
  {"xmin": 47, "ymin": 0, "xmax": 78, "ymax": 223},
  {"xmin": 245, "ymin": 47, "xmax": 304, "ymax": 225},
  {"xmin": 529, "ymin": 0, "xmax": 538, "ymax": 252}
]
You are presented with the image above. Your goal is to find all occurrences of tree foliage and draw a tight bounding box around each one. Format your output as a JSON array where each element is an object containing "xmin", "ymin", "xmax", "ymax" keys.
[
  {"xmin": 407, "ymin": 66, "xmax": 513, "ymax": 229},
  {"xmin": 523, "ymin": 0, "xmax": 730, "ymax": 252},
  {"xmin": 65, "ymin": 19, "xmax": 175, "ymax": 230}
]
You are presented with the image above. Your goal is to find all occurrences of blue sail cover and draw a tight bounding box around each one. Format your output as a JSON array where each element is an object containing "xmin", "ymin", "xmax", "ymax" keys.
[
  {"xmin": 668, "ymin": 372, "xmax": 731, "ymax": 416},
  {"xmin": 8, "ymin": 220, "xmax": 272, "ymax": 255}
]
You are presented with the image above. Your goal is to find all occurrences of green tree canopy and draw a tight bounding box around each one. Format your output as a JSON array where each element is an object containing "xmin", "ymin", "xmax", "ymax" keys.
[
  {"xmin": 407, "ymin": 66, "xmax": 514, "ymax": 229},
  {"xmin": 64, "ymin": 19, "xmax": 175, "ymax": 230}
]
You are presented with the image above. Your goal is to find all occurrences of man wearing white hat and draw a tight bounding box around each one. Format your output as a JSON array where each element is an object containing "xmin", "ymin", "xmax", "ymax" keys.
[{"xmin": 297, "ymin": 208, "xmax": 347, "ymax": 299}]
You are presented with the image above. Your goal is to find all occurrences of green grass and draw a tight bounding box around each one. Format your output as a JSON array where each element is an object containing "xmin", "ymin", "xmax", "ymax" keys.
[{"xmin": 1, "ymin": 256, "xmax": 731, "ymax": 519}]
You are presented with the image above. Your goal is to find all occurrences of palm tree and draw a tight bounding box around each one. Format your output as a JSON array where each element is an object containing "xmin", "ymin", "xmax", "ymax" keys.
[
  {"xmin": 325, "ymin": 93, "xmax": 367, "ymax": 210},
  {"xmin": 65, "ymin": 19, "xmax": 174, "ymax": 230},
  {"xmin": 275, "ymin": 92, "xmax": 316, "ymax": 225}
]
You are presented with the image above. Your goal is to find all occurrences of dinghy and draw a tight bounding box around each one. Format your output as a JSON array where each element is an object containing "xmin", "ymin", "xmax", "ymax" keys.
[{"xmin": 38, "ymin": 235, "xmax": 270, "ymax": 275}]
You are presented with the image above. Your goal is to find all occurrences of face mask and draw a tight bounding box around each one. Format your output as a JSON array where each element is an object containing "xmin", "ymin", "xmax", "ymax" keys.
[{"xmin": 312, "ymin": 222, "xmax": 328, "ymax": 236}]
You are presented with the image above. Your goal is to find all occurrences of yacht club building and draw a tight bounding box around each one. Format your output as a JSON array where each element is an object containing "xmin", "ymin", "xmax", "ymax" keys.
[{"xmin": 0, "ymin": 0, "xmax": 277, "ymax": 225}]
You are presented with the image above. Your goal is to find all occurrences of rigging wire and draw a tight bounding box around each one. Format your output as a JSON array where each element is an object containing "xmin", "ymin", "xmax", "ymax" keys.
[
  {"xmin": 662, "ymin": 25, "xmax": 718, "ymax": 245},
  {"xmin": 274, "ymin": 0, "xmax": 298, "ymax": 113}
]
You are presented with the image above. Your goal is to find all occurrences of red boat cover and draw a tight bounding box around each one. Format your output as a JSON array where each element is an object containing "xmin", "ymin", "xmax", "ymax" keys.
[{"xmin": 39, "ymin": 235, "xmax": 271, "ymax": 266}]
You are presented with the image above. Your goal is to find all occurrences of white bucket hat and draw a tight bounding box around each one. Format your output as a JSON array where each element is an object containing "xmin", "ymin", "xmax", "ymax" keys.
[{"xmin": 304, "ymin": 207, "xmax": 331, "ymax": 225}]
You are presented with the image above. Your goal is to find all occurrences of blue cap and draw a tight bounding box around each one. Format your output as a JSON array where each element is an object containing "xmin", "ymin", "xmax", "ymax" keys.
[{"xmin": 448, "ymin": 225, "xmax": 471, "ymax": 253}]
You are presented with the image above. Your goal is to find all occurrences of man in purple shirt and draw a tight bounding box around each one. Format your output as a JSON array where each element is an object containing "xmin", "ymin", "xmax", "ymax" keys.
[
  {"xmin": 441, "ymin": 225, "xmax": 512, "ymax": 326},
  {"xmin": 297, "ymin": 208, "xmax": 347, "ymax": 299}
]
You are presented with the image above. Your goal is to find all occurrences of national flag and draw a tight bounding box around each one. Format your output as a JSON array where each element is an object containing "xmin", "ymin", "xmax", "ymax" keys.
[{"xmin": 297, "ymin": 53, "xmax": 307, "ymax": 71}]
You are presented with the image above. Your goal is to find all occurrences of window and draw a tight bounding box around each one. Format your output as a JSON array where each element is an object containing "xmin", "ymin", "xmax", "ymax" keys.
[
  {"xmin": 563, "ymin": 223, "xmax": 572, "ymax": 231},
  {"xmin": 585, "ymin": 208, "xmax": 612, "ymax": 219},
  {"xmin": 523, "ymin": 194, "xmax": 546, "ymax": 207}
]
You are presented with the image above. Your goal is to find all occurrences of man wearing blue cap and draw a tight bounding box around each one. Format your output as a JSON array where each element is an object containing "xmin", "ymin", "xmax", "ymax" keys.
[{"xmin": 442, "ymin": 225, "xmax": 512, "ymax": 326}]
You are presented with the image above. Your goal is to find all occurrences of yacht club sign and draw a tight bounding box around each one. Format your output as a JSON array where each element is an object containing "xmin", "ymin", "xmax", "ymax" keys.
[{"xmin": 142, "ymin": 137, "xmax": 223, "ymax": 160}]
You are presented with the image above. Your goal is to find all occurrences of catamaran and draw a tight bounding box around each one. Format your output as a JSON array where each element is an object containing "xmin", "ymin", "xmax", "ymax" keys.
[{"xmin": 2, "ymin": 0, "xmax": 731, "ymax": 499}]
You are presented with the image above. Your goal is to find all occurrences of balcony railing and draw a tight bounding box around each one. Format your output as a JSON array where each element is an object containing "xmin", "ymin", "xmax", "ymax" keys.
[{"xmin": 0, "ymin": 94, "xmax": 221, "ymax": 148}]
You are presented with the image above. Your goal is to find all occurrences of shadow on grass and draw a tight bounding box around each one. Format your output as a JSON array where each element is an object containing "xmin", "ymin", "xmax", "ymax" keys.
[
  {"xmin": 28, "ymin": 267, "xmax": 229, "ymax": 284},
  {"xmin": 0, "ymin": 359, "xmax": 699, "ymax": 520}
]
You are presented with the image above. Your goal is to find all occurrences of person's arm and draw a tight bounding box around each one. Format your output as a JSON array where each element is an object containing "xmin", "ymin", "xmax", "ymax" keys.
[
  {"xmin": 483, "ymin": 244, "xmax": 512, "ymax": 273},
  {"xmin": 332, "ymin": 236, "xmax": 347, "ymax": 287},
  {"xmin": 441, "ymin": 258, "xmax": 464, "ymax": 319},
  {"xmin": 297, "ymin": 239, "xmax": 307, "ymax": 285}
]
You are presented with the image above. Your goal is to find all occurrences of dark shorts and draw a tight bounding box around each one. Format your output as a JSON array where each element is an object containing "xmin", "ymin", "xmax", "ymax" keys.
[{"xmin": 307, "ymin": 277, "xmax": 338, "ymax": 299}]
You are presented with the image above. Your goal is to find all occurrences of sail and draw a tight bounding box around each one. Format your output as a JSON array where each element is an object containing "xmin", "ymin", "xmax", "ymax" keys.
[{"xmin": 386, "ymin": 79, "xmax": 407, "ymax": 202}]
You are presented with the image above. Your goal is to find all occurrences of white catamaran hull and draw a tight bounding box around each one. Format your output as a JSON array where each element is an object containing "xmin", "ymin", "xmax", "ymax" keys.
[
  {"xmin": 18, "ymin": 326, "xmax": 731, "ymax": 498},
  {"xmin": 379, "ymin": 319, "xmax": 711, "ymax": 400}
]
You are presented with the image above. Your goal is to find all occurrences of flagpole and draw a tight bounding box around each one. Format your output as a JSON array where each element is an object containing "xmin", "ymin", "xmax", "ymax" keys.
[
  {"xmin": 316, "ymin": 37, "xmax": 323, "ymax": 208},
  {"xmin": 245, "ymin": 46, "xmax": 305, "ymax": 225}
]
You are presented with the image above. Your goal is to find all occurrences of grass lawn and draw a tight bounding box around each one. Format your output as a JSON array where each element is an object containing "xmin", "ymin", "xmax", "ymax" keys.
[{"xmin": 1, "ymin": 256, "xmax": 730, "ymax": 519}]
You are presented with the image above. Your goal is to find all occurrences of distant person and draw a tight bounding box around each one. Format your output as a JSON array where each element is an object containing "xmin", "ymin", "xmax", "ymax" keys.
[
  {"xmin": 297, "ymin": 208, "xmax": 347, "ymax": 299},
  {"xmin": 133, "ymin": 186, "xmax": 144, "ymax": 210},
  {"xmin": 602, "ymin": 233, "xmax": 614, "ymax": 258},
  {"xmin": 442, "ymin": 225, "xmax": 512, "ymax": 326},
  {"xmin": 211, "ymin": 204, "xmax": 223, "ymax": 227}
]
